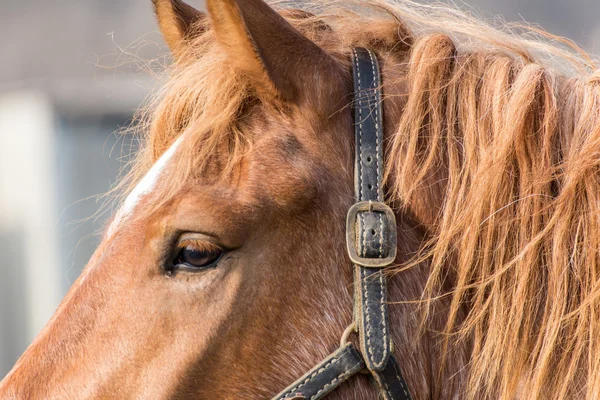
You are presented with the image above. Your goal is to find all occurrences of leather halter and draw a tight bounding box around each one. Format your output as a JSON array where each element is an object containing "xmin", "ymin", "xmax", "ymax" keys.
[{"xmin": 273, "ymin": 48, "xmax": 412, "ymax": 400}]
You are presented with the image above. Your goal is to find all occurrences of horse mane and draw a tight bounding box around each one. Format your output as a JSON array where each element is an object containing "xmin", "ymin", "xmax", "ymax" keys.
[{"xmin": 119, "ymin": 1, "xmax": 600, "ymax": 398}]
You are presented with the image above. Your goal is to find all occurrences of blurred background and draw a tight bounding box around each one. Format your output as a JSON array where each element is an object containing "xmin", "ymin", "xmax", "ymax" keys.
[{"xmin": 1, "ymin": 0, "xmax": 599, "ymax": 378}]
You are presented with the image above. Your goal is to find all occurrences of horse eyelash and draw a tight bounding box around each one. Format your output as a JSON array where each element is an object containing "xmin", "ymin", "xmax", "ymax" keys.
[{"xmin": 176, "ymin": 238, "xmax": 222, "ymax": 253}]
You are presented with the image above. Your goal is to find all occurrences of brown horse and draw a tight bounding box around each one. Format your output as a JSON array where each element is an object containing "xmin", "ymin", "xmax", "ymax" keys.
[{"xmin": 2, "ymin": 0, "xmax": 600, "ymax": 398}]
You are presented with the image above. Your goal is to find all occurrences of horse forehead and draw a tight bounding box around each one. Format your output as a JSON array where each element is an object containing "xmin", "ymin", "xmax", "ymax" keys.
[
  {"xmin": 239, "ymin": 133, "xmax": 327, "ymax": 209},
  {"xmin": 108, "ymin": 128, "xmax": 324, "ymax": 237}
]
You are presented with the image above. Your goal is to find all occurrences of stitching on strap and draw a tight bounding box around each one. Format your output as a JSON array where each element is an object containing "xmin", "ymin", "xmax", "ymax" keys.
[
  {"xmin": 353, "ymin": 48, "xmax": 365, "ymax": 202},
  {"xmin": 360, "ymin": 213, "xmax": 366, "ymax": 258},
  {"xmin": 395, "ymin": 365, "xmax": 410, "ymax": 398},
  {"xmin": 376, "ymin": 270, "xmax": 389, "ymax": 367},
  {"xmin": 378, "ymin": 213, "xmax": 384, "ymax": 258},
  {"xmin": 380, "ymin": 372, "xmax": 393, "ymax": 400},
  {"xmin": 280, "ymin": 350, "xmax": 348, "ymax": 397},
  {"xmin": 361, "ymin": 266, "xmax": 375, "ymax": 363},
  {"xmin": 309, "ymin": 366, "xmax": 358, "ymax": 400},
  {"xmin": 367, "ymin": 49, "xmax": 383, "ymax": 200}
]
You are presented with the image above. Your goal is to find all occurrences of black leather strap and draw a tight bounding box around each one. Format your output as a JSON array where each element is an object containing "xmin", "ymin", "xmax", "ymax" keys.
[
  {"xmin": 351, "ymin": 47, "xmax": 412, "ymax": 400},
  {"xmin": 351, "ymin": 46, "xmax": 391, "ymax": 371},
  {"xmin": 371, "ymin": 354, "xmax": 411, "ymax": 400},
  {"xmin": 352, "ymin": 47, "xmax": 385, "ymax": 205},
  {"xmin": 272, "ymin": 344, "xmax": 365, "ymax": 400},
  {"xmin": 271, "ymin": 48, "xmax": 412, "ymax": 400}
]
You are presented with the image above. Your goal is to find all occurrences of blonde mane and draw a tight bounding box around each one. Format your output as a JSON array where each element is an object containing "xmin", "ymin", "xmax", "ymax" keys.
[{"xmin": 120, "ymin": 1, "xmax": 600, "ymax": 398}]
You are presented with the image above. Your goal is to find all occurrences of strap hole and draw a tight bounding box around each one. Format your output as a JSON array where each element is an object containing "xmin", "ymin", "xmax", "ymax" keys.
[
  {"xmin": 366, "ymin": 156, "xmax": 372, "ymax": 163},
  {"xmin": 368, "ymin": 184, "xmax": 373, "ymax": 190},
  {"xmin": 371, "ymin": 229, "xmax": 376, "ymax": 235}
]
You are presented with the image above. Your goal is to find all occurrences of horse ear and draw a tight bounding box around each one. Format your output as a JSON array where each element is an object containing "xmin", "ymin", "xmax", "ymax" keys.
[
  {"xmin": 206, "ymin": 0, "xmax": 342, "ymax": 104},
  {"xmin": 153, "ymin": 0, "xmax": 206, "ymax": 57}
]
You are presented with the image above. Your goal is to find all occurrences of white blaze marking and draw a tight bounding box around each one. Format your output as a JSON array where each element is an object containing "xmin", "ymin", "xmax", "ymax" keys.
[{"xmin": 107, "ymin": 136, "xmax": 184, "ymax": 237}]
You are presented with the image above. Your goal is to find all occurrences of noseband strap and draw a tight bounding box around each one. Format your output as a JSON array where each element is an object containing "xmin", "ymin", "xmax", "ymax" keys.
[
  {"xmin": 273, "ymin": 48, "xmax": 412, "ymax": 400},
  {"xmin": 274, "ymin": 344, "xmax": 364, "ymax": 400}
]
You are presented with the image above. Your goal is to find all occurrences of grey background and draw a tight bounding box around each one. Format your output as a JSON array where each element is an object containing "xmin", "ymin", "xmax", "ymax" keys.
[{"xmin": 0, "ymin": 0, "xmax": 598, "ymax": 379}]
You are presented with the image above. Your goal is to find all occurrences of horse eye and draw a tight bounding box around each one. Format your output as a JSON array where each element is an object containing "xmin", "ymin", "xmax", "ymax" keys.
[{"xmin": 174, "ymin": 244, "xmax": 223, "ymax": 270}]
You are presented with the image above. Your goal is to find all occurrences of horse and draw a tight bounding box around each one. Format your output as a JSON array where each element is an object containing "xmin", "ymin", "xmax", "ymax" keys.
[{"xmin": 2, "ymin": 0, "xmax": 600, "ymax": 398}]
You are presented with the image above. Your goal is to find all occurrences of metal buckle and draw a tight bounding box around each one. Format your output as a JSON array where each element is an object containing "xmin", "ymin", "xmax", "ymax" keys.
[{"xmin": 346, "ymin": 200, "xmax": 397, "ymax": 267}]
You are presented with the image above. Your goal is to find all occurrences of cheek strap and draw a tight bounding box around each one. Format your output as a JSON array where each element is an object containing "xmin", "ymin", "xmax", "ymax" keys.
[{"xmin": 272, "ymin": 47, "xmax": 412, "ymax": 400}]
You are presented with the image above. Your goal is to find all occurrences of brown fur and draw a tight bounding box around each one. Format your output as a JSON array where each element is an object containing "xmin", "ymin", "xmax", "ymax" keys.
[{"xmin": 1, "ymin": 0, "xmax": 600, "ymax": 399}]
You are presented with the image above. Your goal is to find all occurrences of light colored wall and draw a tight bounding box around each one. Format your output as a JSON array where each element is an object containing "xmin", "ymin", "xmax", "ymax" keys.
[{"xmin": 0, "ymin": 91, "xmax": 61, "ymax": 374}]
